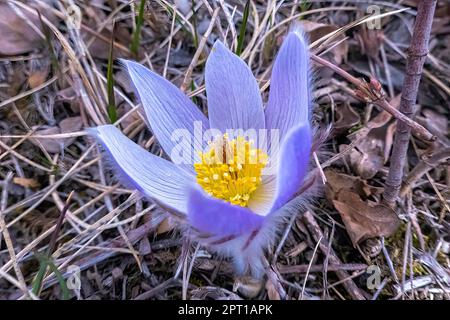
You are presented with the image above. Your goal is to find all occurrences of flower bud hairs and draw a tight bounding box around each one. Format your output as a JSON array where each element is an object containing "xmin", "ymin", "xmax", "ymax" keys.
[{"xmin": 88, "ymin": 26, "xmax": 322, "ymax": 278}]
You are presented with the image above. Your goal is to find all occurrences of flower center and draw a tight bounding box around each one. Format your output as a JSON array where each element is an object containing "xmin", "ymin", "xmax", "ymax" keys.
[{"xmin": 194, "ymin": 134, "xmax": 268, "ymax": 207}]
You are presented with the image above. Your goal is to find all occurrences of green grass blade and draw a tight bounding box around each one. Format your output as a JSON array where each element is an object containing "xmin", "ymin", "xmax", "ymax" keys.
[
  {"xmin": 190, "ymin": 80, "xmax": 198, "ymax": 104},
  {"xmin": 300, "ymin": 0, "xmax": 312, "ymax": 16},
  {"xmin": 31, "ymin": 255, "xmax": 48, "ymax": 297},
  {"xmin": 107, "ymin": 21, "xmax": 117, "ymax": 124},
  {"xmin": 46, "ymin": 260, "xmax": 70, "ymax": 300},
  {"xmin": 130, "ymin": 0, "xmax": 146, "ymax": 57},
  {"xmin": 31, "ymin": 255, "xmax": 70, "ymax": 300},
  {"xmin": 191, "ymin": 0, "xmax": 199, "ymax": 48},
  {"xmin": 236, "ymin": 0, "xmax": 250, "ymax": 56}
]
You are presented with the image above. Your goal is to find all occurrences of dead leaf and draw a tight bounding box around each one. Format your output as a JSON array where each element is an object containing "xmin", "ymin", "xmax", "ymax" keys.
[
  {"xmin": 265, "ymin": 278, "xmax": 281, "ymax": 300},
  {"xmin": 344, "ymin": 121, "xmax": 396, "ymax": 180},
  {"xmin": 156, "ymin": 217, "xmax": 176, "ymax": 235},
  {"xmin": 332, "ymin": 190, "xmax": 400, "ymax": 246},
  {"xmin": 28, "ymin": 68, "xmax": 49, "ymax": 89},
  {"xmin": 56, "ymin": 87, "xmax": 82, "ymax": 113},
  {"xmin": 300, "ymin": 20, "xmax": 348, "ymax": 65},
  {"xmin": 59, "ymin": 116, "xmax": 83, "ymax": 133},
  {"xmin": 31, "ymin": 116, "xmax": 83, "ymax": 153},
  {"xmin": 355, "ymin": 24, "xmax": 384, "ymax": 61},
  {"xmin": 325, "ymin": 170, "xmax": 399, "ymax": 246},
  {"xmin": 233, "ymin": 277, "xmax": 263, "ymax": 299},
  {"xmin": 417, "ymin": 108, "xmax": 450, "ymax": 145},
  {"xmin": 334, "ymin": 103, "xmax": 361, "ymax": 135},
  {"xmin": 81, "ymin": 6, "xmax": 131, "ymax": 59},
  {"xmin": 0, "ymin": 3, "xmax": 57, "ymax": 55},
  {"xmin": 31, "ymin": 126, "xmax": 61, "ymax": 153},
  {"xmin": 13, "ymin": 177, "xmax": 40, "ymax": 189},
  {"xmin": 325, "ymin": 170, "xmax": 382, "ymax": 200}
]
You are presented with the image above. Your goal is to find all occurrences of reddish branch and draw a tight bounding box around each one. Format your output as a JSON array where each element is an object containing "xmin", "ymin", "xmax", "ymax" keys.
[
  {"xmin": 384, "ymin": 0, "xmax": 438, "ymax": 205},
  {"xmin": 311, "ymin": 55, "xmax": 434, "ymax": 141}
]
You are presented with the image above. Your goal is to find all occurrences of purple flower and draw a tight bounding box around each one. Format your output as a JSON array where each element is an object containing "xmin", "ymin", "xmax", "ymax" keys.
[{"xmin": 88, "ymin": 28, "xmax": 313, "ymax": 276}]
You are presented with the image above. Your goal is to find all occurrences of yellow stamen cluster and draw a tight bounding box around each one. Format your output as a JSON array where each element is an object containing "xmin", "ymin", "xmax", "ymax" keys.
[{"xmin": 194, "ymin": 135, "xmax": 268, "ymax": 207}]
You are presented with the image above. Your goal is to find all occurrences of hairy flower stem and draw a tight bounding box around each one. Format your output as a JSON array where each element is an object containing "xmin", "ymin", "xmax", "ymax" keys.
[{"xmin": 384, "ymin": 0, "xmax": 437, "ymax": 205}]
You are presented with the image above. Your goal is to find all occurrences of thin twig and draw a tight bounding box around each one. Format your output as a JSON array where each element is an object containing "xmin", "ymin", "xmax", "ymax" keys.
[
  {"xmin": 400, "ymin": 147, "xmax": 450, "ymax": 197},
  {"xmin": 0, "ymin": 173, "xmax": 29, "ymax": 297},
  {"xmin": 311, "ymin": 54, "xmax": 434, "ymax": 141},
  {"xmin": 180, "ymin": 7, "xmax": 220, "ymax": 92},
  {"xmin": 302, "ymin": 211, "xmax": 366, "ymax": 300}
]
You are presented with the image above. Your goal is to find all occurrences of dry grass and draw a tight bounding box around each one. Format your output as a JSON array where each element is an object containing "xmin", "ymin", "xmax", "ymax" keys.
[{"xmin": 0, "ymin": 0, "xmax": 449, "ymax": 300}]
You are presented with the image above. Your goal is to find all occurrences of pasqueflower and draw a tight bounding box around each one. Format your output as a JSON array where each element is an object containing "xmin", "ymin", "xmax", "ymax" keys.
[{"xmin": 89, "ymin": 28, "xmax": 313, "ymax": 276}]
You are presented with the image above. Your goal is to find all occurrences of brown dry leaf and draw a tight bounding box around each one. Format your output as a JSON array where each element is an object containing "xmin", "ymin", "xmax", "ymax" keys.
[
  {"xmin": 345, "ymin": 122, "xmax": 396, "ymax": 180},
  {"xmin": 59, "ymin": 116, "xmax": 83, "ymax": 134},
  {"xmin": 156, "ymin": 217, "xmax": 176, "ymax": 235},
  {"xmin": 347, "ymin": 140, "xmax": 384, "ymax": 180},
  {"xmin": 300, "ymin": 20, "xmax": 348, "ymax": 64},
  {"xmin": 325, "ymin": 170, "xmax": 399, "ymax": 246},
  {"xmin": 28, "ymin": 68, "xmax": 49, "ymax": 89},
  {"xmin": 31, "ymin": 126, "xmax": 61, "ymax": 153},
  {"xmin": 0, "ymin": 3, "xmax": 57, "ymax": 55},
  {"xmin": 31, "ymin": 116, "xmax": 83, "ymax": 153},
  {"xmin": 56, "ymin": 87, "xmax": 81, "ymax": 113},
  {"xmin": 265, "ymin": 278, "xmax": 281, "ymax": 300},
  {"xmin": 325, "ymin": 169, "xmax": 382, "ymax": 200},
  {"xmin": 83, "ymin": 27, "xmax": 131, "ymax": 59},
  {"xmin": 334, "ymin": 103, "xmax": 361, "ymax": 135},
  {"xmin": 346, "ymin": 97, "xmax": 396, "ymax": 143},
  {"xmin": 233, "ymin": 277, "xmax": 263, "ymax": 299},
  {"xmin": 82, "ymin": 6, "xmax": 131, "ymax": 59},
  {"xmin": 417, "ymin": 108, "xmax": 449, "ymax": 144},
  {"xmin": 332, "ymin": 190, "xmax": 400, "ymax": 246},
  {"xmin": 355, "ymin": 24, "xmax": 384, "ymax": 61},
  {"xmin": 13, "ymin": 177, "xmax": 40, "ymax": 189}
]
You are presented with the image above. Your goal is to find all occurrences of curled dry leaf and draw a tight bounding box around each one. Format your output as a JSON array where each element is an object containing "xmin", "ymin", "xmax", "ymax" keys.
[
  {"xmin": 300, "ymin": 20, "xmax": 348, "ymax": 65},
  {"xmin": 332, "ymin": 190, "xmax": 400, "ymax": 246},
  {"xmin": 351, "ymin": 123, "xmax": 396, "ymax": 179},
  {"xmin": 0, "ymin": 3, "xmax": 57, "ymax": 55},
  {"xmin": 156, "ymin": 216, "xmax": 176, "ymax": 235},
  {"xmin": 31, "ymin": 116, "xmax": 83, "ymax": 153},
  {"xmin": 333, "ymin": 103, "xmax": 361, "ymax": 135},
  {"xmin": 325, "ymin": 170, "xmax": 400, "ymax": 246},
  {"xmin": 345, "ymin": 106, "xmax": 397, "ymax": 180},
  {"xmin": 56, "ymin": 87, "xmax": 82, "ymax": 113},
  {"xmin": 233, "ymin": 276, "xmax": 263, "ymax": 299},
  {"xmin": 355, "ymin": 24, "xmax": 384, "ymax": 61},
  {"xmin": 325, "ymin": 170, "xmax": 382, "ymax": 199},
  {"xmin": 28, "ymin": 68, "xmax": 50, "ymax": 89},
  {"xmin": 12, "ymin": 177, "xmax": 40, "ymax": 189},
  {"xmin": 417, "ymin": 108, "xmax": 449, "ymax": 145},
  {"xmin": 265, "ymin": 277, "xmax": 281, "ymax": 300}
]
